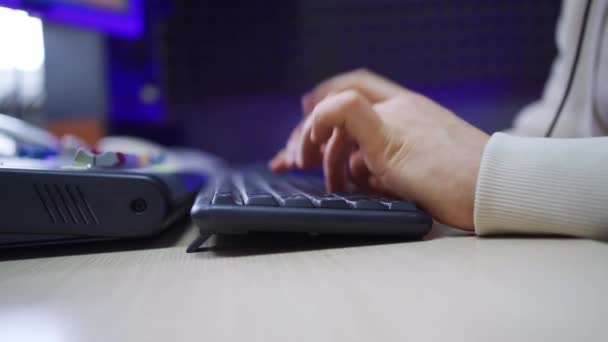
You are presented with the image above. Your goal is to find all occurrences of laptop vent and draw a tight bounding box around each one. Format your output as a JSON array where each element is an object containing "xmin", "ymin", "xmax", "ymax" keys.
[{"xmin": 33, "ymin": 184, "xmax": 99, "ymax": 225}]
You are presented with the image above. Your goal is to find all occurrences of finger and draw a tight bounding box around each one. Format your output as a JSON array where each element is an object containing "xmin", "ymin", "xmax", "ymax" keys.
[
  {"xmin": 285, "ymin": 133, "xmax": 296, "ymax": 166},
  {"xmin": 285, "ymin": 122, "xmax": 305, "ymax": 168},
  {"xmin": 301, "ymin": 93, "xmax": 316, "ymax": 116},
  {"xmin": 302, "ymin": 90, "xmax": 337, "ymax": 117},
  {"xmin": 323, "ymin": 128, "xmax": 353, "ymax": 192},
  {"xmin": 270, "ymin": 119, "xmax": 302, "ymax": 171},
  {"xmin": 269, "ymin": 149, "xmax": 290, "ymax": 173},
  {"xmin": 296, "ymin": 114, "xmax": 323, "ymax": 169},
  {"xmin": 305, "ymin": 69, "xmax": 405, "ymax": 113},
  {"xmin": 348, "ymin": 150, "xmax": 371, "ymax": 191},
  {"xmin": 368, "ymin": 175, "xmax": 385, "ymax": 194},
  {"xmin": 309, "ymin": 90, "xmax": 385, "ymax": 158}
]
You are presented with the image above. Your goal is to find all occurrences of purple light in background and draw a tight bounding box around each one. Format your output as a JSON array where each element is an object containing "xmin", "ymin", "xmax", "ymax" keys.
[{"xmin": 0, "ymin": 0, "xmax": 143, "ymax": 38}]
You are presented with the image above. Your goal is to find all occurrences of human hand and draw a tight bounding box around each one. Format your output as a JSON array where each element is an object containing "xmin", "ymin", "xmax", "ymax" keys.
[{"xmin": 269, "ymin": 69, "xmax": 489, "ymax": 230}]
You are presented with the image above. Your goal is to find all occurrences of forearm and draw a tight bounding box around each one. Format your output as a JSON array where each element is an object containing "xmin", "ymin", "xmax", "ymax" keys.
[{"xmin": 474, "ymin": 133, "xmax": 608, "ymax": 239}]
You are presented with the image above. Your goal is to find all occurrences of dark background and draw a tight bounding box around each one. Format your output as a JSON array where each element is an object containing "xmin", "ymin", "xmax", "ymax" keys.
[
  {"xmin": 155, "ymin": 0, "xmax": 560, "ymax": 163},
  {"xmin": 5, "ymin": 0, "xmax": 561, "ymax": 163}
]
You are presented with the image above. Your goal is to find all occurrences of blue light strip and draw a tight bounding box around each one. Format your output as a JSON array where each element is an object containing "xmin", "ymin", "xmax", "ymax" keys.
[{"xmin": 0, "ymin": 0, "xmax": 143, "ymax": 38}]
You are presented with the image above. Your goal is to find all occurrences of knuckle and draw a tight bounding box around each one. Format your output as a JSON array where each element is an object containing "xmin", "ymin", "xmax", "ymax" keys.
[
  {"xmin": 338, "ymin": 90, "xmax": 365, "ymax": 111},
  {"xmin": 393, "ymin": 93, "xmax": 414, "ymax": 105},
  {"xmin": 372, "ymin": 101, "xmax": 390, "ymax": 112},
  {"xmin": 373, "ymin": 97, "xmax": 404, "ymax": 116},
  {"xmin": 351, "ymin": 68, "xmax": 376, "ymax": 79},
  {"xmin": 388, "ymin": 93, "xmax": 420, "ymax": 112},
  {"xmin": 352, "ymin": 68, "xmax": 370, "ymax": 76}
]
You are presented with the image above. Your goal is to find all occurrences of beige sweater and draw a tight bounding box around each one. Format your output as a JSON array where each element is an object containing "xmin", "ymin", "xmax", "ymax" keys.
[{"xmin": 474, "ymin": 0, "xmax": 608, "ymax": 239}]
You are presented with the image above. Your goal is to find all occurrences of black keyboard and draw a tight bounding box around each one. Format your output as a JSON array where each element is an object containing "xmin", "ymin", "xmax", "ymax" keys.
[{"xmin": 188, "ymin": 169, "xmax": 433, "ymax": 252}]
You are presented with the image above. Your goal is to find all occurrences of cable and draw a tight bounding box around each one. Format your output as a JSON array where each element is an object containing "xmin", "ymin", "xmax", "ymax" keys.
[{"xmin": 545, "ymin": 0, "xmax": 593, "ymax": 137}]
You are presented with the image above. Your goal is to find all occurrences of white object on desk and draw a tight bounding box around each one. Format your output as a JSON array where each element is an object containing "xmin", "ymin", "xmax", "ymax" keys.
[
  {"xmin": 0, "ymin": 112, "xmax": 57, "ymax": 148},
  {"xmin": 0, "ymin": 132, "xmax": 16, "ymax": 156}
]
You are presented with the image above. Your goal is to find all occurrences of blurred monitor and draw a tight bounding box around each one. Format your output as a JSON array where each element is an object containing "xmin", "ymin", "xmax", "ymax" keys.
[
  {"xmin": 58, "ymin": 0, "xmax": 127, "ymax": 11},
  {"xmin": 0, "ymin": 0, "xmax": 142, "ymax": 38},
  {"xmin": 0, "ymin": 1, "xmax": 114, "ymax": 140},
  {"xmin": 0, "ymin": 6, "xmax": 45, "ymax": 122}
]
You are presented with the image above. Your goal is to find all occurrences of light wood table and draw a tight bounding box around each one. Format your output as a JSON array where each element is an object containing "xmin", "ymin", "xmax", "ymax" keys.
[{"xmin": 1, "ymin": 222, "xmax": 607, "ymax": 342}]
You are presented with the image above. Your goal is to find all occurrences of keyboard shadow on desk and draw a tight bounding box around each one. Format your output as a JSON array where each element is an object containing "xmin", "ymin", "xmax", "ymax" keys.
[
  {"xmin": 192, "ymin": 223, "xmax": 475, "ymax": 257},
  {"xmin": 194, "ymin": 232, "xmax": 423, "ymax": 257},
  {"xmin": 0, "ymin": 217, "xmax": 195, "ymax": 261}
]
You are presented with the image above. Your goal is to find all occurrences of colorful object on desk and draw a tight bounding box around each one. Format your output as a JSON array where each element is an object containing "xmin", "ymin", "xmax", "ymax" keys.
[
  {"xmin": 72, "ymin": 148, "xmax": 165, "ymax": 169},
  {"xmin": 59, "ymin": 134, "xmax": 90, "ymax": 155},
  {"xmin": 95, "ymin": 151, "xmax": 121, "ymax": 168},
  {"xmin": 73, "ymin": 148, "xmax": 96, "ymax": 167},
  {"xmin": 16, "ymin": 144, "xmax": 59, "ymax": 159}
]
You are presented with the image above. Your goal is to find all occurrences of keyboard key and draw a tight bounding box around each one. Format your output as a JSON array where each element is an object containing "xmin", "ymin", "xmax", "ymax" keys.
[
  {"xmin": 308, "ymin": 196, "xmax": 349, "ymax": 209},
  {"xmin": 286, "ymin": 176, "xmax": 350, "ymax": 209},
  {"xmin": 195, "ymin": 184, "xmax": 215, "ymax": 206},
  {"xmin": 380, "ymin": 199, "xmax": 417, "ymax": 211},
  {"xmin": 244, "ymin": 194, "xmax": 277, "ymax": 206},
  {"xmin": 262, "ymin": 179, "xmax": 299, "ymax": 197},
  {"xmin": 216, "ymin": 178, "xmax": 233, "ymax": 194},
  {"xmin": 211, "ymin": 177, "xmax": 236, "ymax": 205},
  {"xmin": 233, "ymin": 173, "xmax": 277, "ymax": 206},
  {"xmin": 212, "ymin": 192, "xmax": 235, "ymax": 205},
  {"xmin": 276, "ymin": 195, "xmax": 313, "ymax": 208},
  {"xmin": 341, "ymin": 195, "xmax": 387, "ymax": 210},
  {"xmin": 255, "ymin": 176, "xmax": 313, "ymax": 208},
  {"xmin": 286, "ymin": 176, "xmax": 327, "ymax": 196}
]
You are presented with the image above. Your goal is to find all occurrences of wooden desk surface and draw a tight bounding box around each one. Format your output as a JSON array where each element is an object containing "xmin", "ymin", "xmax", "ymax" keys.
[{"xmin": 1, "ymin": 223, "xmax": 607, "ymax": 342}]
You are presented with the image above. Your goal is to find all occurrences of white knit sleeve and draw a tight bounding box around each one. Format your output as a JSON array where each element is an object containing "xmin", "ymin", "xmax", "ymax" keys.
[{"xmin": 474, "ymin": 132, "xmax": 608, "ymax": 239}]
